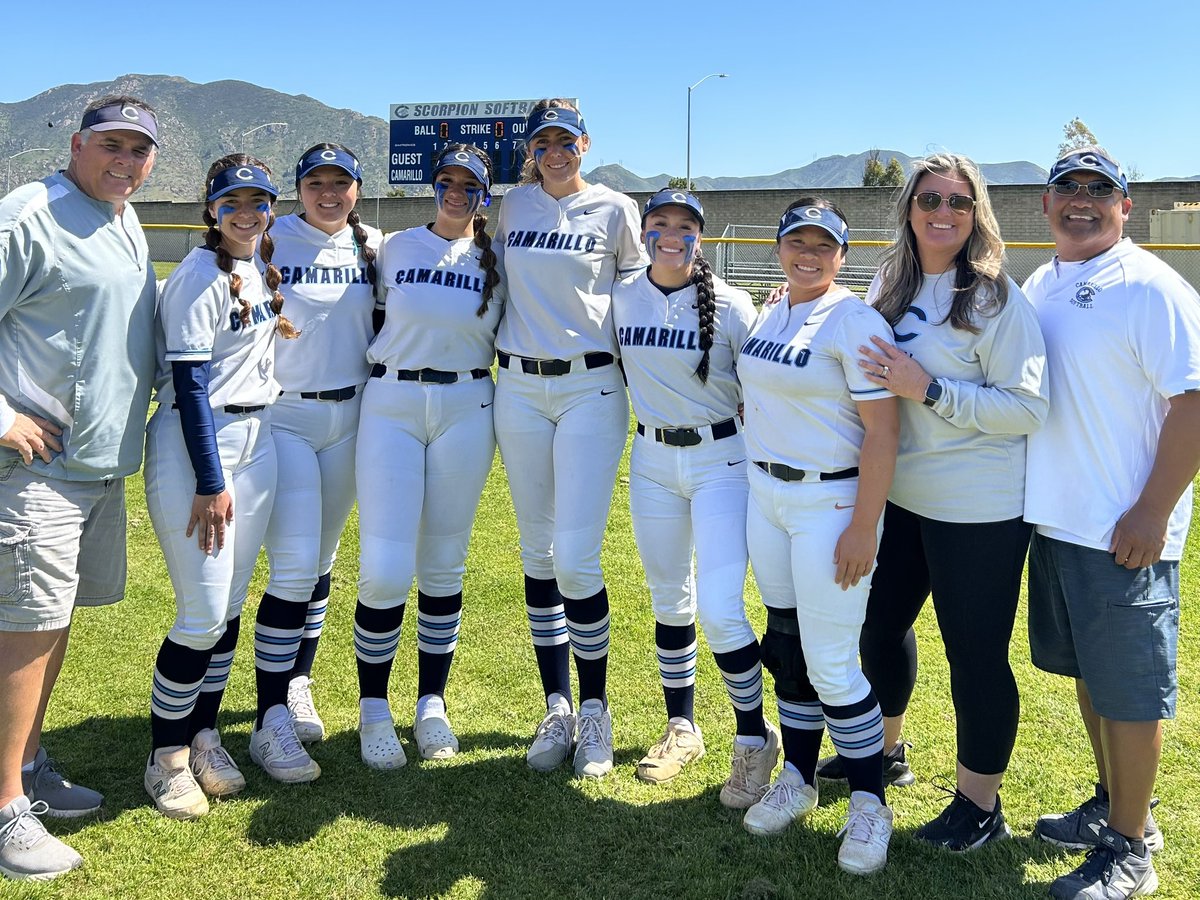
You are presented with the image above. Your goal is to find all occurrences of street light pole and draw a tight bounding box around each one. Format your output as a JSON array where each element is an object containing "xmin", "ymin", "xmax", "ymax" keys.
[
  {"xmin": 6, "ymin": 148, "xmax": 51, "ymax": 196},
  {"xmin": 241, "ymin": 122, "xmax": 288, "ymax": 153},
  {"xmin": 686, "ymin": 73, "xmax": 728, "ymax": 188}
]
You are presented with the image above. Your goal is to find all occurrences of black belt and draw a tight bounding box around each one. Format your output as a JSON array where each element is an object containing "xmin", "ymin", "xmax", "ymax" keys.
[
  {"xmin": 172, "ymin": 403, "xmax": 266, "ymax": 415},
  {"xmin": 295, "ymin": 385, "xmax": 358, "ymax": 401},
  {"xmin": 636, "ymin": 418, "xmax": 738, "ymax": 447},
  {"xmin": 370, "ymin": 363, "xmax": 488, "ymax": 384},
  {"xmin": 497, "ymin": 350, "xmax": 614, "ymax": 376},
  {"xmin": 753, "ymin": 461, "xmax": 859, "ymax": 483}
]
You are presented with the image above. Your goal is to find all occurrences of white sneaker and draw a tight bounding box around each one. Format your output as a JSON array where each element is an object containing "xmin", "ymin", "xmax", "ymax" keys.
[
  {"xmin": 249, "ymin": 707, "xmax": 321, "ymax": 783},
  {"xmin": 189, "ymin": 729, "xmax": 245, "ymax": 797},
  {"xmin": 0, "ymin": 796, "xmax": 82, "ymax": 881},
  {"xmin": 360, "ymin": 718, "xmax": 407, "ymax": 770},
  {"xmin": 838, "ymin": 791, "xmax": 893, "ymax": 875},
  {"xmin": 743, "ymin": 766, "xmax": 818, "ymax": 836},
  {"xmin": 287, "ymin": 676, "xmax": 325, "ymax": 743},
  {"xmin": 144, "ymin": 746, "xmax": 209, "ymax": 820},
  {"xmin": 413, "ymin": 713, "xmax": 459, "ymax": 760},
  {"xmin": 526, "ymin": 709, "xmax": 575, "ymax": 772},
  {"xmin": 721, "ymin": 721, "xmax": 781, "ymax": 809},
  {"xmin": 573, "ymin": 700, "xmax": 613, "ymax": 778}
]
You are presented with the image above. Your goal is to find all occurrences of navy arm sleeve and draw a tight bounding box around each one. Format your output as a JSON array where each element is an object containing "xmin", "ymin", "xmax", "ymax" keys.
[{"xmin": 171, "ymin": 361, "xmax": 225, "ymax": 495}]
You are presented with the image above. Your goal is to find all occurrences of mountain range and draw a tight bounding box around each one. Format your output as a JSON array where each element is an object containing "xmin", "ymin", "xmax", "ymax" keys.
[{"xmin": 2, "ymin": 75, "xmax": 1195, "ymax": 201}]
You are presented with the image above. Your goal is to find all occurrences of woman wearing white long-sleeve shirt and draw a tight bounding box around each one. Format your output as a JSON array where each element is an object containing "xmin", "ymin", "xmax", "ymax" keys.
[{"xmin": 831, "ymin": 153, "xmax": 1048, "ymax": 852}]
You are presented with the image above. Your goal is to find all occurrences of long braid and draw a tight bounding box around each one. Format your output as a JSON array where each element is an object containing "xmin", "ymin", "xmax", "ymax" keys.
[
  {"xmin": 692, "ymin": 253, "xmax": 717, "ymax": 384},
  {"xmin": 259, "ymin": 219, "xmax": 299, "ymax": 339},
  {"xmin": 203, "ymin": 210, "xmax": 249, "ymax": 326},
  {"xmin": 347, "ymin": 209, "xmax": 377, "ymax": 287},
  {"xmin": 472, "ymin": 212, "xmax": 499, "ymax": 317}
]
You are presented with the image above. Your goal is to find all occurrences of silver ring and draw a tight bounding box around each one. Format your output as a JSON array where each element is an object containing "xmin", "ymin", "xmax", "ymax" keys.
[{"xmin": 881, "ymin": 366, "xmax": 890, "ymax": 378}]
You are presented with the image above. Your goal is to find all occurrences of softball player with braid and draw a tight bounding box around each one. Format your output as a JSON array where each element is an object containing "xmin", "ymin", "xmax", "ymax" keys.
[
  {"xmin": 738, "ymin": 199, "xmax": 898, "ymax": 875},
  {"xmin": 353, "ymin": 144, "xmax": 502, "ymax": 768},
  {"xmin": 144, "ymin": 155, "xmax": 312, "ymax": 820},
  {"xmin": 493, "ymin": 99, "xmax": 647, "ymax": 778},
  {"xmin": 261, "ymin": 144, "xmax": 380, "ymax": 743},
  {"xmin": 611, "ymin": 189, "xmax": 778, "ymax": 793}
]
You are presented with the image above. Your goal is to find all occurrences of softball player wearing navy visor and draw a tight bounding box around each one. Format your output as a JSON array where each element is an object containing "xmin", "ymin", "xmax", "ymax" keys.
[{"xmin": 612, "ymin": 189, "xmax": 777, "ymax": 795}]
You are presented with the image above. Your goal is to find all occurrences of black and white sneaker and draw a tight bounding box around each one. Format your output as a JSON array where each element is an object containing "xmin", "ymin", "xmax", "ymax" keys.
[
  {"xmin": 914, "ymin": 783, "xmax": 1011, "ymax": 852},
  {"xmin": 1048, "ymin": 825, "xmax": 1158, "ymax": 900},
  {"xmin": 1036, "ymin": 784, "xmax": 1164, "ymax": 854},
  {"xmin": 817, "ymin": 740, "xmax": 914, "ymax": 787}
]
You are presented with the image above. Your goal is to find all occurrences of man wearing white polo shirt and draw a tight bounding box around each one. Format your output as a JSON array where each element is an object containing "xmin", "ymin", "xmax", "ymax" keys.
[{"xmin": 1023, "ymin": 147, "xmax": 1200, "ymax": 900}]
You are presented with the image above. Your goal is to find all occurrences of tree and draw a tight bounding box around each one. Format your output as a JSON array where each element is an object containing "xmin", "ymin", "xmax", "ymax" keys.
[
  {"xmin": 1125, "ymin": 162, "xmax": 1144, "ymax": 183},
  {"xmin": 882, "ymin": 158, "xmax": 905, "ymax": 187},
  {"xmin": 1058, "ymin": 117, "xmax": 1099, "ymax": 157},
  {"xmin": 862, "ymin": 149, "xmax": 885, "ymax": 187},
  {"xmin": 667, "ymin": 176, "xmax": 696, "ymax": 190},
  {"xmin": 385, "ymin": 187, "xmax": 407, "ymax": 198}
]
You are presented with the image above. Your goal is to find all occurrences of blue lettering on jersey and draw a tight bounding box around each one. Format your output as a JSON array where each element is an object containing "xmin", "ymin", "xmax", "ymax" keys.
[
  {"xmin": 507, "ymin": 230, "xmax": 598, "ymax": 253},
  {"xmin": 228, "ymin": 299, "xmax": 278, "ymax": 333},
  {"xmin": 741, "ymin": 337, "xmax": 810, "ymax": 367},
  {"xmin": 391, "ymin": 267, "xmax": 484, "ymax": 294},
  {"xmin": 617, "ymin": 325, "xmax": 699, "ymax": 351},
  {"xmin": 280, "ymin": 265, "xmax": 368, "ymax": 286},
  {"xmin": 894, "ymin": 304, "xmax": 927, "ymax": 343}
]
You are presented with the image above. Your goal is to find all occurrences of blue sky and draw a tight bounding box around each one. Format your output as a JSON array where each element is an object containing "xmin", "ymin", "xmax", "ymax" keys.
[{"xmin": 3, "ymin": 0, "xmax": 1196, "ymax": 180}]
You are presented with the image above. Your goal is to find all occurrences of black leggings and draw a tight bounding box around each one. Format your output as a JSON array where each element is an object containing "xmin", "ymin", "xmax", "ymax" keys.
[{"xmin": 860, "ymin": 502, "xmax": 1031, "ymax": 775}]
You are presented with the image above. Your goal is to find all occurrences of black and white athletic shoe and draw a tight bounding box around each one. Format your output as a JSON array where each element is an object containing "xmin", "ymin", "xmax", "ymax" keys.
[
  {"xmin": 1036, "ymin": 784, "xmax": 1164, "ymax": 854},
  {"xmin": 914, "ymin": 783, "xmax": 1011, "ymax": 852},
  {"xmin": 817, "ymin": 740, "xmax": 914, "ymax": 788},
  {"xmin": 1048, "ymin": 826, "xmax": 1158, "ymax": 900}
]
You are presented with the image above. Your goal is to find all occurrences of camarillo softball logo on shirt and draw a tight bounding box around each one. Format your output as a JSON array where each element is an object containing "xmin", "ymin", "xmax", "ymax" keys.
[{"xmin": 1071, "ymin": 281, "xmax": 1101, "ymax": 308}]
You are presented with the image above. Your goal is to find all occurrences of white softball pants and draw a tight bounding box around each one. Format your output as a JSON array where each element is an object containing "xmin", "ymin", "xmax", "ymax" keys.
[
  {"xmin": 629, "ymin": 430, "xmax": 755, "ymax": 653},
  {"xmin": 263, "ymin": 392, "xmax": 361, "ymax": 601},
  {"xmin": 144, "ymin": 405, "xmax": 277, "ymax": 651},
  {"xmin": 745, "ymin": 466, "xmax": 880, "ymax": 707},
  {"xmin": 356, "ymin": 376, "xmax": 496, "ymax": 609},
  {"xmin": 492, "ymin": 364, "xmax": 628, "ymax": 599}
]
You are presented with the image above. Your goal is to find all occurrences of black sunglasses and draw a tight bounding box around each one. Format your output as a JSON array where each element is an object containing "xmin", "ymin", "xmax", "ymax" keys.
[
  {"xmin": 913, "ymin": 191, "xmax": 976, "ymax": 214},
  {"xmin": 1050, "ymin": 180, "xmax": 1123, "ymax": 198}
]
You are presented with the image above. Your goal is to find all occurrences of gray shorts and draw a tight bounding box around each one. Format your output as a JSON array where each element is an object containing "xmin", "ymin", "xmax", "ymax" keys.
[
  {"xmin": 1028, "ymin": 531, "xmax": 1179, "ymax": 721},
  {"xmin": 0, "ymin": 460, "xmax": 128, "ymax": 632}
]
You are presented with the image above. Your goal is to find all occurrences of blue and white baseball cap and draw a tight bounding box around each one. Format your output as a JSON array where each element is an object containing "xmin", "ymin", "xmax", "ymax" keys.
[
  {"xmin": 526, "ymin": 106, "xmax": 587, "ymax": 139},
  {"xmin": 80, "ymin": 101, "xmax": 159, "ymax": 145},
  {"xmin": 778, "ymin": 205, "xmax": 850, "ymax": 244},
  {"xmin": 642, "ymin": 189, "xmax": 705, "ymax": 231},
  {"xmin": 207, "ymin": 164, "xmax": 279, "ymax": 202},
  {"xmin": 296, "ymin": 146, "xmax": 363, "ymax": 183},
  {"xmin": 432, "ymin": 148, "xmax": 491, "ymax": 192},
  {"xmin": 1048, "ymin": 149, "xmax": 1128, "ymax": 195}
]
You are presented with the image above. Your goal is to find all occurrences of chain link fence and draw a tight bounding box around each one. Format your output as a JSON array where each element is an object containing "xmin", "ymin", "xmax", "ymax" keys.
[
  {"xmin": 704, "ymin": 225, "xmax": 1200, "ymax": 301},
  {"xmin": 144, "ymin": 225, "xmax": 207, "ymax": 264}
]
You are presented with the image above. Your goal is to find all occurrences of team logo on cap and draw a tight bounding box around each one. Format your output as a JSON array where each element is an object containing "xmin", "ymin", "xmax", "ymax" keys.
[
  {"xmin": 320, "ymin": 150, "xmax": 337, "ymax": 161},
  {"xmin": 671, "ymin": 192, "xmax": 687, "ymax": 203},
  {"xmin": 543, "ymin": 110, "xmax": 560, "ymax": 120},
  {"xmin": 1079, "ymin": 154, "xmax": 1100, "ymax": 167},
  {"xmin": 455, "ymin": 152, "xmax": 470, "ymax": 162},
  {"xmin": 121, "ymin": 105, "xmax": 140, "ymax": 121},
  {"xmin": 804, "ymin": 208, "xmax": 822, "ymax": 219},
  {"xmin": 236, "ymin": 167, "xmax": 255, "ymax": 181}
]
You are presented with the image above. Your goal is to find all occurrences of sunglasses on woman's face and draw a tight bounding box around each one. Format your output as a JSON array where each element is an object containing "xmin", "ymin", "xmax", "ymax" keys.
[
  {"xmin": 913, "ymin": 191, "xmax": 976, "ymax": 214},
  {"xmin": 1050, "ymin": 180, "xmax": 1122, "ymax": 198}
]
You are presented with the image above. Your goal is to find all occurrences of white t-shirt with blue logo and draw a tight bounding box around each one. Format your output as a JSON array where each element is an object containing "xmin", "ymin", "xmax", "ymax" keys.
[{"xmin": 1023, "ymin": 238, "xmax": 1200, "ymax": 559}]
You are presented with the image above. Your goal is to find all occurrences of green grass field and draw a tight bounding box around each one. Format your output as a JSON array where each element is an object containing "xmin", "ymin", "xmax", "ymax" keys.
[{"xmin": 15, "ymin": 261, "xmax": 1194, "ymax": 898}]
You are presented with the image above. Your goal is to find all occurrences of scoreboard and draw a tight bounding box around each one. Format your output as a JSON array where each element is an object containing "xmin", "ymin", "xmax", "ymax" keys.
[{"xmin": 388, "ymin": 98, "xmax": 579, "ymax": 186}]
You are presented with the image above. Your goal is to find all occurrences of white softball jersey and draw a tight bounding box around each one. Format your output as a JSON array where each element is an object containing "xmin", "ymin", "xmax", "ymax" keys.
[
  {"xmin": 269, "ymin": 213, "xmax": 381, "ymax": 390},
  {"xmin": 368, "ymin": 225, "xmax": 503, "ymax": 371},
  {"xmin": 494, "ymin": 183, "xmax": 647, "ymax": 360},
  {"xmin": 613, "ymin": 269, "xmax": 756, "ymax": 427},
  {"xmin": 739, "ymin": 286, "xmax": 894, "ymax": 472},
  {"xmin": 1023, "ymin": 238, "xmax": 1200, "ymax": 559},
  {"xmin": 866, "ymin": 272, "xmax": 1048, "ymax": 522},
  {"xmin": 153, "ymin": 247, "xmax": 279, "ymax": 410}
]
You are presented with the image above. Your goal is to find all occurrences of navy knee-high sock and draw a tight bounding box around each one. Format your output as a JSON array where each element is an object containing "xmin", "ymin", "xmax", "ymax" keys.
[
  {"xmin": 354, "ymin": 600, "xmax": 405, "ymax": 700},
  {"xmin": 524, "ymin": 576, "xmax": 571, "ymax": 703},
  {"xmin": 778, "ymin": 694, "xmax": 825, "ymax": 785},
  {"xmin": 713, "ymin": 641, "xmax": 767, "ymax": 738},
  {"xmin": 254, "ymin": 593, "xmax": 308, "ymax": 727},
  {"xmin": 655, "ymin": 620, "xmax": 697, "ymax": 723},
  {"xmin": 824, "ymin": 692, "xmax": 886, "ymax": 803},
  {"xmin": 187, "ymin": 616, "xmax": 240, "ymax": 740},
  {"xmin": 151, "ymin": 637, "xmax": 213, "ymax": 752},
  {"xmin": 565, "ymin": 587, "xmax": 610, "ymax": 705},
  {"xmin": 291, "ymin": 571, "xmax": 331, "ymax": 679},
  {"xmin": 416, "ymin": 590, "xmax": 463, "ymax": 699}
]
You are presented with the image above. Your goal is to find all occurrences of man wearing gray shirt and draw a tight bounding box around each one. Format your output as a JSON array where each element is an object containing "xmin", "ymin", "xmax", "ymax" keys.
[{"xmin": 0, "ymin": 96, "xmax": 158, "ymax": 881}]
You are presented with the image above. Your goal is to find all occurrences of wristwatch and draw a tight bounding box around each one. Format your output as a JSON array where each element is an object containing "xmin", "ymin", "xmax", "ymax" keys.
[{"xmin": 923, "ymin": 378, "xmax": 944, "ymax": 408}]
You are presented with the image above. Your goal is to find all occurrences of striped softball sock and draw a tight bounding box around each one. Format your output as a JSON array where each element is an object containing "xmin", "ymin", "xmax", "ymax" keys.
[
  {"xmin": 655, "ymin": 620, "xmax": 697, "ymax": 723},
  {"xmin": 713, "ymin": 641, "xmax": 767, "ymax": 738},
  {"xmin": 354, "ymin": 600, "xmax": 405, "ymax": 700},
  {"xmin": 188, "ymin": 616, "xmax": 240, "ymax": 740},
  {"xmin": 777, "ymin": 695, "xmax": 826, "ymax": 785},
  {"xmin": 150, "ymin": 637, "xmax": 211, "ymax": 751},
  {"xmin": 292, "ymin": 571, "xmax": 331, "ymax": 679},
  {"xmin": 254, "ymin": 593, "xmax": 308, "ymax": 727},
  {"xmin": 416, "ymin": 591, "xmax": 462, "ymax": 699},
  {"xmin": 823, "ymin": 693, "xmax": 886, "ymax": 802},
  {"xmin": 524, "ymin": 576, "xmax": 571, "ymax": 702},
  {"xmin": 565, "ymin": 587, "xmax": 610, "ymax": 705}
]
